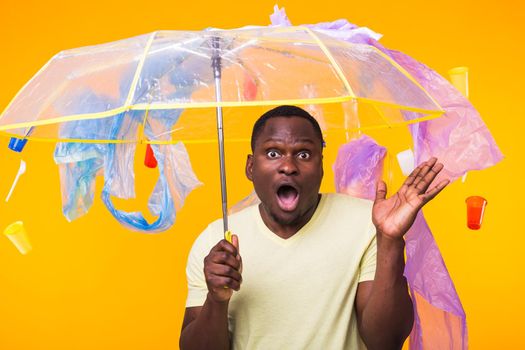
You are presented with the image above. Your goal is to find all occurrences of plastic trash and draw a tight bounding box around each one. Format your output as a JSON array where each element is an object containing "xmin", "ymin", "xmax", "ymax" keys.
[
  {"xmin": 144, "ymin": 144, "xmax": 158, "ymax": 168},
  {"xmin": 396, "ymin": 149, "xmax": 415, "ymax": 176},
  {"xmin": 8, "ymin": 138, "xmax": 28, "ymax": 152},
  {"xmin": 49, "ymin": 52, "xmax": 206, "ymax": 232},
  {"xmin": 6, "ymin": 159, "xmax": 26, "ymax": 202},
  {"xmin": 7, "ymin": 127, "xmax": 34, "ymax": 152},
  {"xmin": 448, "ymin": 67, "xmax": 469, "ymax": 98},
  {"xmin": 333, "ymin": 135, "xmax": 386, "ymax": 200},
  {"xmin": 405, "ymin": 212, "xmax": 467, "ymax": 350},
  {"xmin": 3, "ymin": 221, "xmax": 32, "ymax": 255},
  {"xmin": 465, "ymin": 196, "xmax": 487, "ymax": 230},
  {"xmin": 99, "ymin": 109, "xmax": 202, "ymax": 233}
]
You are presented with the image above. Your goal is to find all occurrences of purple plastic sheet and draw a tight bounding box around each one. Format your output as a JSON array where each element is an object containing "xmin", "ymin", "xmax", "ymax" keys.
[
  {"xmin": 388, "ymin": 49, "xmax": 503, "ymax": 182},
  {"xmin": 334, "ymin": 135, "xmax": 386, "ymax": 199},
  {"xmin": 331, "ymin": 136, "xmax": 468, "ymax": 349},
  {"xmin": 270, "ymin": 6, "xmax": 504, "ymax": 349},
  {"xmin": 405, "ymin": 212, "xmax": 468, "ymax": 349}
]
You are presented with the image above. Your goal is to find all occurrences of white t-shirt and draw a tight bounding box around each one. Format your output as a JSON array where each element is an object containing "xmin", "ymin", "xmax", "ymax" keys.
[{"xmin": 186, "ymin": 193, "xmax": 377, "ymax": 349}]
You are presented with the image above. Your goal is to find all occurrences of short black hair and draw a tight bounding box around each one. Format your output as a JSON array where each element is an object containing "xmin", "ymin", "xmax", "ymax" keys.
[{"xmin": 250, "ymin": 105, "xmax": 325, "ymax": 152}]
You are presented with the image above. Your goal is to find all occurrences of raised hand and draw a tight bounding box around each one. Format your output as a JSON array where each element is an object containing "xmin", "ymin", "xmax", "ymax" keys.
[
  {"xmin": 204, "ymin": 235, "xmax": 243, "ymax": 303},
  {"xmin": 372, "ymin": 157, "xmax": 449, "ymax": 240}
]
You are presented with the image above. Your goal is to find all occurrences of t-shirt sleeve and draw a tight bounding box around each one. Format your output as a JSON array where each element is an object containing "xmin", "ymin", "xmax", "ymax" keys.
[
  {"xmin": 185, "ymin": 225, "xmax": 216, "ymax": 308},
  {"xmin": 358, "ymin": 222, "xmax": 377, "ymax": 282}
]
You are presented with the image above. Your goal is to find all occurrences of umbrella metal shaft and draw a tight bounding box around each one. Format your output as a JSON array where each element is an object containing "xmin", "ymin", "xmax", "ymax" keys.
[
  {"xmin": 215, "ymin": 83, "xmax": 228, "ymax": 233},
  {"xmin": 212, "ymin": 36, "xmax": 229, "ymax": 234}
]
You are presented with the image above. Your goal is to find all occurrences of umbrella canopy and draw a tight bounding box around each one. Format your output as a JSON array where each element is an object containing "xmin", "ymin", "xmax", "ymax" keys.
[{"xmin": 0, "ymin": 26, "xmax": 443, "ymax": 144}]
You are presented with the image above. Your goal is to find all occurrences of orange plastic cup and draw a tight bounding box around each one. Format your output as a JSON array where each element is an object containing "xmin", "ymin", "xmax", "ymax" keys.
[
  {"xmin": 465, "ymin": 196, "xmax": 487, "ymax": 230},
  {"xmin": 144, "ymin": 144, "xmax": 158, "ymax": 168}
]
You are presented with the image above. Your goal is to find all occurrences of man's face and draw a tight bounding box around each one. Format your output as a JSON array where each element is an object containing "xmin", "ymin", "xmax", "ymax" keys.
[{"xmin": 246, "ymin": 116, "xmax": 324, "ymax": 226}]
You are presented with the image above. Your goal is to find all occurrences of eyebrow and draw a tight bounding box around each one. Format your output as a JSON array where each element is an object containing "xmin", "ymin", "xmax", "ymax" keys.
[{"xmin": 261, "ymin": 137, "xmax": 316, "ymax": 145}]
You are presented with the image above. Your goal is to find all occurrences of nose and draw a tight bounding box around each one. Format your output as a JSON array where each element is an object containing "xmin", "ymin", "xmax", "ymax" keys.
[{"xmin": 278, "ymin": 156, "xmax": 298, "ymax": 176}]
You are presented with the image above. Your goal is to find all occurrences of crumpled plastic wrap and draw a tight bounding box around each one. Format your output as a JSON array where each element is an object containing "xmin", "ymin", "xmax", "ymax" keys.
[
  {"xmin": 270, "ymin": 6, "xmax": 504, "ymax": 349},
  {"xmin": 51, "ymin": 47, "xmax": 206, "ymax": 233},
  {"xmin": 54, "ymin": 107, "xmax": 202, "ymax": 233},
  {"xmin": 333, "ymin": 135, "xmax": 386, "ymax": 199},
  {"xmin": 101, "ymin": 139, "xmax": 201, "ymax": 232},
  {"xmin": 388, "ymin": 50, "xmax": 504, "ymax": 182},
  {"xmin": 405, "ymin": 212, "xmax": 468, "ymax": 349}
]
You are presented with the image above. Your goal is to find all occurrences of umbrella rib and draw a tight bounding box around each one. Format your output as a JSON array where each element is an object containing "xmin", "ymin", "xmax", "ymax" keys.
[
  {"xmin": 0, "ymin": 109, "xmax": 442, "ymax": 145},
  {"xmin": 302, "ymin": 26, "xmax": 356, "ymax": 98},
  {"xmin": 0, "ymin": 94, "xmax": 444, "ymax": 134},
  {"xmin": 124, "ymin": 32, "xmax": 157, "ymax": 108}
]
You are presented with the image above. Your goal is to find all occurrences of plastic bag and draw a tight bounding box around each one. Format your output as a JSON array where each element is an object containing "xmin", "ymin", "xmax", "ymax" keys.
[
  {"xmin": 54, "ymin": 108, "xmax": 202, "ymax": 232},
  {"xmin": 405, "ymin": 212, "xmax": 468, "ymax": 350},
  {"xmin": 100, "ymin": 109, "xmax": 201, "ymax": 233},
  {"xmin": 333, "ymin": 135, "xmax": 386, "ymax": 200}
]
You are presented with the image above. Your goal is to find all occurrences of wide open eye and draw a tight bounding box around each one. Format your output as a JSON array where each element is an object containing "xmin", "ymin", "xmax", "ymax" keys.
[
  {"xmin": 297, "ymin": 151, "xmax": 311, "ymax": 160},
  {"xmin": 267, "ymin": 150, "xmax": 281, "ymax": 159}
]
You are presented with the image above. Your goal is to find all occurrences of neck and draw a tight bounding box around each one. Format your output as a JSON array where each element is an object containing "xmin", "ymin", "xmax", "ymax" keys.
[{"xmin": 259, "ymin": 194, "xmax": 322, "ymax": 239}]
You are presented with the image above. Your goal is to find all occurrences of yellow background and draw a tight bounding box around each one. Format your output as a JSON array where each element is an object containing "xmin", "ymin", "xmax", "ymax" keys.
[{"xmin": 0, "ymin": 0, "xmax": 523, "ymax": 349}]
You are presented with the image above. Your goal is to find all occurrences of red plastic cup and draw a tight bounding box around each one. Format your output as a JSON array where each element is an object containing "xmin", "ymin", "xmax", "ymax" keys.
[
  {"xmin": 144, "ymin": 144, "xmax": 158, "ymax": 168},
  {"xmin": 465, "ymin": 196, "xmax": 487, "ymax": 230}
]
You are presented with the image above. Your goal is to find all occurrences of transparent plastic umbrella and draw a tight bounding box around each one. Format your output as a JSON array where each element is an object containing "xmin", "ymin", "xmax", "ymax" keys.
[{"xmin": 0, "ymin": 26, "xmax": 444, "ymax": 235}]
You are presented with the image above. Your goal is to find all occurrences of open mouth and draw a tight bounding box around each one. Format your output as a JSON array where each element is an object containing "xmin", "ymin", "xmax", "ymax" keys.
[{"xmin": 276, "ymin": 184, "xmax": 299, "ymax": 212}]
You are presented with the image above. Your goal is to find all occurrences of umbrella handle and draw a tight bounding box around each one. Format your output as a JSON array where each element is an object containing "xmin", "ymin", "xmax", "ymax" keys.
[{"xmin": 224, "ymin": 230, "xmax": 232, "ymax": 243}]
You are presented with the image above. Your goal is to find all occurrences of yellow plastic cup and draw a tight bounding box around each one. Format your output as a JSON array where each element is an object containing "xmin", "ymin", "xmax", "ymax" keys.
[
  {"xmin": 4, "ymin": 221, "xmax": 32, "ymax": 255},
  {"xmin": 448, "ymin": 67, "xmax": 469, "ymax": 98}
]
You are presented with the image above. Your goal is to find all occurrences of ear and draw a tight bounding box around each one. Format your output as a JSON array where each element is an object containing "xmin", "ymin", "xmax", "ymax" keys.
[{"xmin": 245, "ymin": 154, "xmax": 254, "ymax": 182}]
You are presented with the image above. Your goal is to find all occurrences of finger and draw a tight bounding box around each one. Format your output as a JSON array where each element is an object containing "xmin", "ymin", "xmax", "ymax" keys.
[
  {"xmin": 208, "ymin": 251, "xmax": 241, "ymax": 270},
  {"xmin": 412, "ymin": 158, "xmax": 437, "ymax": 188},
  {"xmin": 207, "ymin": 264, "xmax": 243, "ymax": 283},
  {"xmin": 211, "ymin": 239, "xmax": 238, "ymax": 256},
  {"xmin": 233, "ymin": 234, "xmax": 243, "ymax": 273},
  {"xmin": 402, "ymin": 163, "xmax": 424, "ymax": 188},
  {"xmin": 420, "ymin": 179, "xmax": 450, "ymax": 203},
  {"xmin": 415, "ymin": 162, "xmax": 444, "ymax": 193},
  {"xmin": 237, "ymin": 254, "xmax": 243, "ymax": 274},
  {"xmin": 232, "ymin": 234, "xmax": 239, "ymax": 255},
  {"xmin": 375, "ymin": 180, "xmax": 387, "ymax": 201},
  {"xmin": 209, "ymin": 276, "xmax": 241, "ymax": 291}
]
